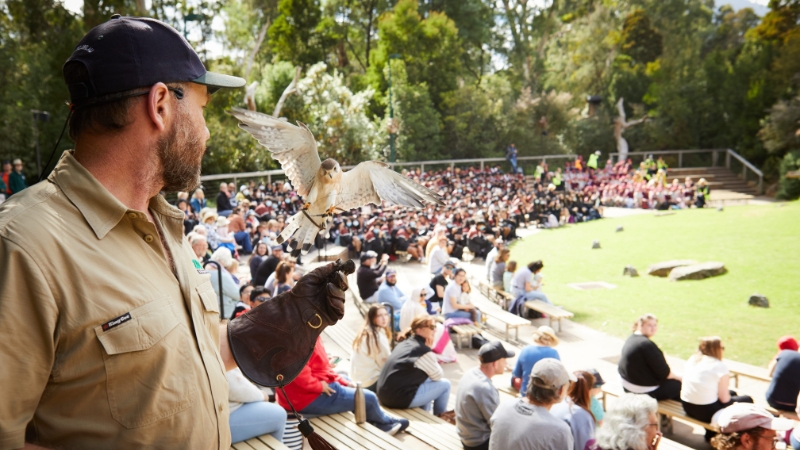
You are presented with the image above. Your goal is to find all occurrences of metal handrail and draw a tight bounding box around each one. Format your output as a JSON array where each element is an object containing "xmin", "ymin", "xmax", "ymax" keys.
[{"xmin": 726, "ymin": 149, "xmax": 763, "ymax": 194}]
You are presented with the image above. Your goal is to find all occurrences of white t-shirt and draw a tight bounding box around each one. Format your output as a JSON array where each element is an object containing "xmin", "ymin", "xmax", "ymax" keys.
[
  {"xmin": 511, "ymin": 267, "xmax": 533, "ymax": 293},
  {"xmin": 443, "ymin": 282, "xmax": 464, "ymax": 315},
  {"xmin": 680, "ymin": 355, "xmax": 728, "ymax": 405}
]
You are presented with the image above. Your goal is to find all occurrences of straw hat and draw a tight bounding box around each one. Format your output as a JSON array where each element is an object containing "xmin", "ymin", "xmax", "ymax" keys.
[
  {"xmin": 532, "ymin": 326, "xmax": 559, "ymax": 347},
  {"xmin": 215, "ymin": 216, "xmax": 230, "ymax": 227}
]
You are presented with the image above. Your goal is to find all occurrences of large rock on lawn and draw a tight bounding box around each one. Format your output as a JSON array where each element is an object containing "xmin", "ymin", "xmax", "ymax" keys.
[
  {"xmin": 647, "ymin": 260, "xmax": 698, "ymax": 277},
  {"xmin": 668, "ymin": 262, "xmax": 727, "ymax": 281},
  {"xmin": 748, "ymin": 294, "xmax": 769, "ymax": 308}
]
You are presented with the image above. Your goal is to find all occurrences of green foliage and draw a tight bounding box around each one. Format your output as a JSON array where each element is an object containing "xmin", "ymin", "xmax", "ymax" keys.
[
  {"xmin": 268, "ymin": 0, "xmax": 338, "ymax": 66},
  {"xmin": 620, "ymin": 10, "xmax": 663, "ymax": 65},
  {"xmin": 776, "ymin": 151, "xmax": 800, "ymax": 199},
  {"xmin": 385, "ymin": 60, "xmax": 443, "ymax": 161}
]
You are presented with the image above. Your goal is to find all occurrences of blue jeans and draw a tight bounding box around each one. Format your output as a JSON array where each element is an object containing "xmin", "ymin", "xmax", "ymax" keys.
[
  {"xmin": 229, "ymin": 401, "xmax": 287, "ymax": 444},
  {"xmin": 791, "ymin": 431, "xmax": 799, "ymax": 450},
  {"xmin": 512, "ymin": 290, "xmax": 552, "ymax": 305},
  {"xmin": 301, "ymin": 382, "xmax": 394, "ymax": 425},
  {"xmin": 234, "ymin": 231, "xmax": 253, "ymax": 254},
  {"xmin": 444, "ymin": 310, "xmax": 482, "ymax": 323},
  {"xmin": 408, "ymin": 378, "xmax": 451, "ymax": 415}
]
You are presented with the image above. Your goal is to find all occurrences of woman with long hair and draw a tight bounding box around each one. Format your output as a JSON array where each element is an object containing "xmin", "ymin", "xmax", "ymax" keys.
[
  {"xmin": 350, "ymin": 305, "xmax": 392, "ymax": 392},
  {"xmin": 680, "ymin": 336, "xmax": 752, "ymax": 441},
  {"xmin": 272, "ymin": 261, "xmax": 294, "ymax": 295},
  {"xmin": 249, "ymin": 242, "xmax": 269, "ymax": 277},
  {"xmin": 490, "ymin": 248, "xmax": 510, "ymax": 290},
  {"xmin": 552, "ymin": 371, "xmax": 598, "ymax": 450},
  {"xmin": 377, "ymin": 316, "xmax": 452, "ymax": 418},
  {"xmin": 443, "ymin": 269, "xmax": 481, "ymax": 324}
]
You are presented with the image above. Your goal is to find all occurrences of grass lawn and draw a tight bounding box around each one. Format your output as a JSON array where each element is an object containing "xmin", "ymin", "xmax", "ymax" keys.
[{"xmin": 509, "ymin": 201, "xmax": 800, "ymax": 367}]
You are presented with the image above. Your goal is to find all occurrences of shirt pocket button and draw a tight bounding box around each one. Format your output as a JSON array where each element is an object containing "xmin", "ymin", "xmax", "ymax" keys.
[{"xmin": 144, "ymin": 235, "xmax": 154, "ymax": 243}]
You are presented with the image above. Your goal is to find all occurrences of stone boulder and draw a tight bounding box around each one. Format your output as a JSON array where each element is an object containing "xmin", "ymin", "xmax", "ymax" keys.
[
  {"xmin": 616, "ymin": 226, "xmax": 624, "ymax": 233},
  {"xmin": 668, "ymin": 262, "xmax": 727, "ymax": 281},
  {"xmin": 748, "ymin": 294, "xmax": 769, "ymax": 308},
  {"xmin": 623, "ymin": 266, "xmax": 639, "ymax": 277},
  {"xmin": 647, "ymin": 260, "xmax": 698, "ymax": 277},
  {"xmin": 592, "ymin": 240, "xmax": 601, "ymax": 249}
]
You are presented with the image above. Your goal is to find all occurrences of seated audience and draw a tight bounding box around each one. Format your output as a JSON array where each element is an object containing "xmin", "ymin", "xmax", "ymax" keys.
[
  {"xmin": 681, "ymin": 337, "xmax": 753, "ymax": 440},
  {"xmin": 551, "ymin": 370, "xmax": 598, "ymax": 450},
  {"xmin": 618, "ymin": 313, "xmax": 682, "ymax": 401},
  {"xmin": 510, "ymin": 260, "xmax": 551, "ymax": 305},
  {"xmin": 456, "ymin": 342, "xmax": 515, "ymax": 450},
  {"xmin": 428, "ymin": 260, "xmax": 456, "ymax": 313},
  {"xmin": 710, "ymin": 403, "xmax": 794, "ymax": 450},
  {"xmin": 490, "ymin": 248, "xmax": 510, "ymax": 290},
  {"xmin": 276, "ymin": 337, "xmax": 408, "ymax": 435},
  {"xmin": 253, "ymin": 245, "xmax": 283, "ymax": 287},
  {"xmin": 376, "ymin": 269, "xmax": 406, "ymax": 311},
  {"xmin": 512, "ymin": 326, "xmax": 561, "ymax": 396},
  {"xmin": 227, "ymin": 207, "xmax": 253, "ymax": 255},
  {"xmin": 503, "ymin": 260, "xmax": 516, "ymax": 293},
  {"xmin": 592, "ymin": 393, "xmax": 660, "ymax": 450},
  {"xmin": 401, "ymin": 287, "xmax": 430, "ymax": 331},
  {"xmin": 227, "ymin": 367, "xmax": 287, "ymax": 444},
  {"xmin": 357, "ymin": 251, "xmax": 388, "ymax": 302},
  {"xmin": 489, "ymin": 358, "xmax": 575, "ymax": 450},
  {"xmin": 208, "ymin": 247, "xmax": 241, "ymax": 318},
  {"xmin": 766, "ymin": 346, "xmax": 800, "ymax": 412},
  {"xmin": 429, "ymin": 236, "xmax": 451, "ymax": 275},
  {"xmin": 230, "ymin": 284, "xmax": 254, "ymax": 320},
  {"xmin": 443, "ymin": 269, "xmax": 481, "ymax": 323},
  {"xmin": 350, "ymin": 305, "xmax": 392, "ymax": 392},
  {"xmin": 190, "ymin": 234, "xmax": 210, "ymax": 264},
  {"xmin": 484, "ymin": 238, "xmax": 503, "ymax": 280},
  {"xmin": 248, "ymin": 242, "xmax": 269, "ymax": 277},
  {"xmin": 377, "ymin": 316, "xmax": 452, "ymax": 417},
  {"xmin": 586, "ymin": 368, "xmax": 606, "ymax": 426},
  {"xmin": 214, "ymin": 216, "xmax": 237, "ymax": 254},
  {"xmin": 272, "ymin": 262, "xmax": 294, "ymax": 296}
]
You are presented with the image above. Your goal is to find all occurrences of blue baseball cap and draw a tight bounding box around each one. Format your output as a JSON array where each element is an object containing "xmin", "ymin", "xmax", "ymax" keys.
[{"xmin": 64, "ymin": 15, "xmax": 245, "ymax": 106}]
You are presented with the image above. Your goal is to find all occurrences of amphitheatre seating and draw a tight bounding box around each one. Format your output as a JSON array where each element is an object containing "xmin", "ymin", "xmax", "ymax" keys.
[
  {"xmin": 323, "ymin": 322, "xmax": 357, "ymax": 356},
  {"xmin": 451, "ymin": 323, "xmax": 483, "ymax": 349},
  {"xmin": 394, "ymin": 250, "xmax": 412, "ymax": 263},
  {"xmin": 468, "ymin": 284, "xmax": 529, "ymax": 342},
  {"xmin": 601, "ymin": 383, "xmax": 715, "ymax": 431},
  {"xmin": 308, "ymin": 412, "xmax": 413, "ymax": 450},
  {"xmin": 230, "ymin": 433, "xmax": 289, "ymax": 450},
  {"xmin": 347, "ymin": 274, "xmax": 370, "ymax": 317},
  {"xmin": 384, "ymin": 407, "xmax": 463, "ymax": 450},
  {"xmin": 524, "ymin": 300, "xmax": 574, "ymax": 332},
  {"xmin": 476, "ymin": 280, "xmax": 514, "ymax": 310},
  {"xmin": 723, "ymin": 359, "xmax": 772, "ymax": 387}
]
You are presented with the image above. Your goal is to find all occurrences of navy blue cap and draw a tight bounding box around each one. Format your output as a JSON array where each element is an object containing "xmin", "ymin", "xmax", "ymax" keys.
[{"xmin": 64, "ymin": 15, "xmax": 244, "ymax": 105}]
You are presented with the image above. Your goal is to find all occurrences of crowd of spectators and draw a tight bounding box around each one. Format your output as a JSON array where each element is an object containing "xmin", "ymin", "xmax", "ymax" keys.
[{"xmin": 0, "ymin": 158, "xmax": 29, "ymax": 204}]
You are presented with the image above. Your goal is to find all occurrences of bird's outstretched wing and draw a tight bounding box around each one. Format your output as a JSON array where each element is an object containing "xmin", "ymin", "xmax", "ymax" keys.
[
  {"xmin": 228, "ymin": 108, "xmax": 321, "ymax": 197},
  {"xmin": 337, "ymin": 161, "xmax": 444, "ymax": 212}
]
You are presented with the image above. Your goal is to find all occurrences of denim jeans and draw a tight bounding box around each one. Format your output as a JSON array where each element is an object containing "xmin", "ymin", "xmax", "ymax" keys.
[
  {"xmin": 234, "ymin": 231, "xmax": 253, "ymax": 254},
  {"xmin": 444, "ymin": 310, "xmax": 482, "ymax": 323},
  {"xmin": 791, "ymin": 432, "xmax": 799, "ymax": 450},
  {"xmin": 229, "ymin": 401, "xmax": 287, "ymax": 444},
  {"xmin": 512, "ymin": 289, "xmax": 552, "ymax": 305},
  {"xmin": 408, "ymin": 378, "xmax": 451, "ymax": 415},
  {"xmin": 300, "ymin": 382, "xmax": 394, "ymax": 425}
]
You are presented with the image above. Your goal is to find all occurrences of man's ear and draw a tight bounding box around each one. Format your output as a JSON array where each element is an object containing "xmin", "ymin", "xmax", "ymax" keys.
[{"xmin": 146, "ymin": 82, "xmax": 172, "ymax": 132}]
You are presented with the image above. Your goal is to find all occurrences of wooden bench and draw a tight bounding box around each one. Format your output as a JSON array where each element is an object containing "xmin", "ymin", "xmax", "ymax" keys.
[
  {"xmin": 323, "ymin": 322, "xmax": 357, "ymax": 357},
  {"xmin": 602, "ymin": 384, "xmax": 716, "ymax": 431},
  {"xmin": 231, "ymin": 433, "xmax": 289, "ymax": 450},
  {"xmin": 523, "ymin": 300, "xmax": 573, "ymax": 332},
  {"xmin": 451, "ymin": 324, "xmax": 482, "ymax": 349},
  {"xmin": 724, "ymin": 359, "xmax": 772, "ymax": 388},
  {"xmin": 385, "ymin": 407, "xmax": 463, "ymax": 450},
  {"xmin": 467, "ymin": 286, "xmax": 530, "ymax": 342},
  {"xmin": 309, "ymin": 412, "xmax": 413, "ymax": 450},
  {"xmin": 476, "ymin": 280, "xmax": 514, "ymax": 310},
  {"xmin": 347, "ymin": 274, "xmax": 370, "ymax": 317}
]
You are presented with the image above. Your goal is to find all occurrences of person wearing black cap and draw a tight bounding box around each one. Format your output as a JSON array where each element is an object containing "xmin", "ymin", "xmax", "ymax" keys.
[
  {"xmin": 455, "ymin": 341, "xmax": 515, "ymax": 450},
  {"xmin": 0, "ymin": 15, "xmax": 246, "ymax": 450},
  {"xmin": 357, "ymin": 250, "xmax": 389, "ymax": 303}
]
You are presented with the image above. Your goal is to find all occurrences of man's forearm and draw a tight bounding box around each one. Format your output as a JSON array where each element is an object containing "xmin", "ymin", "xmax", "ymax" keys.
[{"xmin": 219, "ymin": 322, "xmax": 237, "ymax": 371}]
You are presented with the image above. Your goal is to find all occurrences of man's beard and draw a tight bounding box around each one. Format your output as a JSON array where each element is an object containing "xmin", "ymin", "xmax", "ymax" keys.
[
  {"xmin": 157, "ymin": 107, "xmax": 204, "ymax": 192},
  {"xmin": 386, "ymin": 279, "xmax": 396, "ymax": 286}
]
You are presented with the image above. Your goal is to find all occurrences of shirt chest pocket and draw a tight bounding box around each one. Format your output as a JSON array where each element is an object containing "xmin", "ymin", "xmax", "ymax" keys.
[{"xmin": 95, "ymin": 297, "xmax": 198, "ymax": 429}]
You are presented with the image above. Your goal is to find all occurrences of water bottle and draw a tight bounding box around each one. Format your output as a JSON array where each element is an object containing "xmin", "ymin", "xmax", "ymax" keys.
[{"xmin": 354, "ymin": 382, "xmax": 366, "ymax": 424}]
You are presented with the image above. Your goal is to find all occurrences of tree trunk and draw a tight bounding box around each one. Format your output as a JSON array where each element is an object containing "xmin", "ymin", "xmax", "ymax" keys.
[{"xmin": 273, "ymin": 67, "xmax": 302, "ymax": 117}]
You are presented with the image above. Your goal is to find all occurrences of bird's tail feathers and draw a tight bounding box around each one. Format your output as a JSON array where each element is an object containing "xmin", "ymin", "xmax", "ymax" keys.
[{"xmin": 280, "ymin": 212, "xmax": 325, "ymax": 257}]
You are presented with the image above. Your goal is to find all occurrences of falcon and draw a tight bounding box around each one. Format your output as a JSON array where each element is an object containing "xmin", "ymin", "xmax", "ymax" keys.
[{"xmin": 228, "ymin": 108, "xmax": 444, "ymax": 256}]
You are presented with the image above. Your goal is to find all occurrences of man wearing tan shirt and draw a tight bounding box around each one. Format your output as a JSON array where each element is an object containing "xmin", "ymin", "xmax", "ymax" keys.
[{"xmin": 0, "ymin": 16, "xmax": 245, "ymax": 450}]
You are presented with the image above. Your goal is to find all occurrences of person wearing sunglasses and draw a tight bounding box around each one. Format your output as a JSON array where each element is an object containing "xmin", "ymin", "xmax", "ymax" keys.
[
  {"xmin": 377, "ymin": 316, "xmax": 452, "ymax": 419},
  {"xmin": 711, "ymin": 403, "xmax": 793, "ymax": 450}
]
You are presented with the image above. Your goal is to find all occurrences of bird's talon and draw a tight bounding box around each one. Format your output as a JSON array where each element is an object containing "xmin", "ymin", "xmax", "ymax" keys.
[{"xmin": 302, "ymin": 202, "xmax": 311, "ymax": 210}]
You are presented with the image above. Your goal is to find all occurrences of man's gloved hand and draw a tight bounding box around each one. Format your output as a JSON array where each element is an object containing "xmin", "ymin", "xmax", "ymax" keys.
[{"xmin": 228, "ymin": 259, "xmax": 355, "ymax": 387}]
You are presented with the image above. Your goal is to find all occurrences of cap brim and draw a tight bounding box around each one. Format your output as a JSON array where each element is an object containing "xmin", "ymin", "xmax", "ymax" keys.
[
  {"xmin": 192, "ymin": 71, "xmax": 246, "ymax": 93},
  {"xmin": 504, "ymin": 349, "xmax": 516, "ymax": 359},
  {"xmin": 766, "ymin": 416, "xmax": 795, "ymax": 431}
]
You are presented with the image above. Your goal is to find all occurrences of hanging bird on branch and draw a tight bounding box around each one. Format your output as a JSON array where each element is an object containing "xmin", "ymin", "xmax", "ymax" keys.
[{"xmin": 228, "ymin": 108, "xmax": 445, "ymax": 256}]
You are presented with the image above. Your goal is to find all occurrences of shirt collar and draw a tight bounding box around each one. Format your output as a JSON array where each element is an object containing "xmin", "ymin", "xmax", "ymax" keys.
[{"xmin": 51, "ymin": 151, "xmax": 184, "ymax": 240}]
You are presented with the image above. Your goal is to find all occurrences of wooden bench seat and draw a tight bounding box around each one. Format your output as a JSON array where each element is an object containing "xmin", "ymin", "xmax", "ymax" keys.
[
  {"xmin": 451, "ymin": 324, "xmax": 482, "ymax": 349},
  {"xmin": 468, "ymin": 290, "xmax": 530, "ymax": 342},
  {"xmin": 724, "ymin": 359, "xmax": 772, "ymax": 387},
  {"xmin": 347, "ymin": 274, "xmax": 370, "ymax": 317},
  {"xmin": 523, "ymin": 300, "xmax": 574, "ymax": 332},
  {"xmin": 603, "ymin": 384, "xmax": 716, "ymax": 431},
  {"xmin": 309, "ymin": 412, "xmax": 412, "ymax": 450},
  {"xmin": 231, "ymin": 433, "xmax": 289, "ymax": 450},
  {"xmin": 323, "ymin": 322, "xmax": 357, "ymax": 356},
  {"xmin": 385, "ymin": 407, "xmax": 463, "ymax": 450},
  {"xmin": 477, "ymin": 280, "xmax": 514, "ymax": 310}
]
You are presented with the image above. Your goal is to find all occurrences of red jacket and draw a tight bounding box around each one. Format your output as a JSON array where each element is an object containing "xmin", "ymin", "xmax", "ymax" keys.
[{"xmin": 276, "ymin": 337, "xmax": 347, "ymax": 412}]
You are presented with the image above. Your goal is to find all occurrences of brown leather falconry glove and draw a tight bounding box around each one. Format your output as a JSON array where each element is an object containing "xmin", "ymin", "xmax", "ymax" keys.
[{"xmin": 228, "ymin": 259, "xmax": 354, "ymax": 387}]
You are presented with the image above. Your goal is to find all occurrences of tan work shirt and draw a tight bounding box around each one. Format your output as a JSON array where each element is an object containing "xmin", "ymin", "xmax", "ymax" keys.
[{"xmin": 0, "ymin": 152, "xmax": 231, "ymax": 449}]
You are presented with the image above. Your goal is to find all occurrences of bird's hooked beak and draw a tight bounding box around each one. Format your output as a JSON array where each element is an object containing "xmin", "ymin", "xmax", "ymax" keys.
[{"xmin": 328, "ymin": 172, "xmax": 333, "ymax": 179}]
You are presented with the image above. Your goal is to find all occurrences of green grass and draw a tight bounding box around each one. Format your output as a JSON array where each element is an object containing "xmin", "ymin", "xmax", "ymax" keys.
[{"xmin": 509, "ymin": 201, "xmax": 800, "ymax": 367}]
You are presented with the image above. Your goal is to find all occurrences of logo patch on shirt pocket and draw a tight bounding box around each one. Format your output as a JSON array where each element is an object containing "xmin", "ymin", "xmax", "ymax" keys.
[{"xmin": 101, "ymin": 312, "xmax": 131, "ymax": 331}]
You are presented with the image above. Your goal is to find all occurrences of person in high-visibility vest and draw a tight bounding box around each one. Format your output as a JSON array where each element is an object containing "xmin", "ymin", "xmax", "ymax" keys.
[
  {"xmin": 657, "ymin": 156, "xmax": 668, "ymax": 172},
  {"xmin": 695, "ymin": 178, "xmax": 710, "ymax": 208},
  {"xmin": 587, "ymin": 151, "xmax": 600, "ymax": 170},
  {"xmin": 553, "ymin": 169, "xmax": 563, "ymax": 191}
]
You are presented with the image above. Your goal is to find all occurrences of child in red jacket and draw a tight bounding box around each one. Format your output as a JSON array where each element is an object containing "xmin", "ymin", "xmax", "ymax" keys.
[{"xmin": 276, "ymin": 337, "xmax": 408, "ymax": 435}]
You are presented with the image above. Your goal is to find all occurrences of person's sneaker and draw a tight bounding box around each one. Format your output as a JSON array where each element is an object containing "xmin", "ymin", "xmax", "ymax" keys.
[
  {"xmin": 394, "ymin": 418, "xmax": 410, "ymax": 432},
  {"xmin": 373, "ymin": 421, "xmax": 402, "ymax": 436}
]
